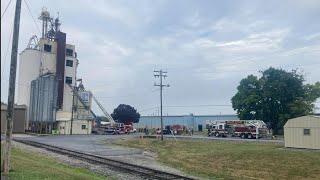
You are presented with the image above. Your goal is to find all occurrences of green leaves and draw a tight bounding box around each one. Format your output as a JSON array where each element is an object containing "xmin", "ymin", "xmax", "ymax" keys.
[
  {"xmin": 111, "ymin": 104, "xmax": 140, "ymax": 124},
  {"xmin": 232, "ymin": 67, "xmax": 320, "ymax": 134},
  {"xmin": 232, "ymin": 75, "xmax": 262, "ymax": 120}
]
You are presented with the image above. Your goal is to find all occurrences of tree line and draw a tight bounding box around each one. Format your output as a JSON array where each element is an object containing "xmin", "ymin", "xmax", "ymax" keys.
[{"xmin": 232, "ymin": 67, "xmax": 320, "ymax": 134}]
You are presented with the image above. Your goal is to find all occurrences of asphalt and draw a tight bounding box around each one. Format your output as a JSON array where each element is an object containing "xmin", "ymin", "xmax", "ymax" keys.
[
  {"xmin": 5, "ymin": 133, "xmax": 284, "ymax": 146},
  {"xmin": 11, "ymin": 134, "xmax": 189, "ymax": 176},
  {"xmin": 161, "ymin": 134, "xmax": 284, "ymax": 144},
  {"xmin": 14, "ymin": 135, "xmax": 144, "ymax": 156}
]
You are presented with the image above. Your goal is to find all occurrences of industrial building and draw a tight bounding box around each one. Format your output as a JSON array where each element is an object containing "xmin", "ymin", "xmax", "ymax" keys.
[
  {"xmin": 1, "ymin": 103, "xmax": 27, "ymax": 134},
  {"xmin": 135, "ymin": 114, "xmax": 238, "ymax": 131},
  {"xmin": 16, "ymin": 8, "xmax": 96, "ymax": 134},
  {"xmin": 284, "ymin": 116, "xmax": 320, "ymax": 150}
]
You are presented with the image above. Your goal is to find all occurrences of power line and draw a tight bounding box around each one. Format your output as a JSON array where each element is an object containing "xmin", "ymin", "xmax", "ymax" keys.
[
  {"xmin": 139, "ymin": 104, "xmax": 232, "ymax": 112},
  {"xmin": 166, "ymin": 104, "xmax": 232, "ymax": 107},
  {"xmin": 96, "ymin": 89, "xmax": 159, "ymax": 99},
  {"xmin": 154, "ymin": 69, "xmax": 170, "ymax": 141},
  {"xmin": 139, "ymin": 106, "xmax": 158, "ymax": 112},
  {"xmin": 1, "ymin": 21, "xmax": 14, "ymax": 80},
  {"xmin": 191, "ymin": 63, "xmax": 320, "ymax": 75},
  {"xmin": 1, "ymin": 0, "xmax": 13, "ymax": 20},
  {"xmin": 23, "ymin": 0, "xmax": 41, "ymax": 34}
]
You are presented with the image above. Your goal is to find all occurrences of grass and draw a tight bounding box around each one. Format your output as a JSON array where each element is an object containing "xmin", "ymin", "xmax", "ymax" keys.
[
  {"xmin": 1, "ymin": 144, "xmax": 108, "ymax": 180},
  {"xmin": 115, "ymin": 139, "xmax": 320, "ymax": 179}
]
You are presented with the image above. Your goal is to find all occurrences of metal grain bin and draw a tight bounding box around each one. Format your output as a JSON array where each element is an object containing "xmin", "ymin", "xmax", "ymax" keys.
[{"xmin": 29, "ymin": 74, "xmax": 58, "ymax": 122}]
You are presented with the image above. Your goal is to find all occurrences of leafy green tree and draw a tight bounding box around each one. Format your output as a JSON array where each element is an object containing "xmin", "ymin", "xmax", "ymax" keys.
[
  {"xmin": 111, "ymin": 104, "xmax": 140, "ymax": 124},
  {"xmin": 232, "ymin": 67, "xmax": 320, "ymax": 134},
  {"xmin": 231, "ymin": 75, "xmax": 262, "ymax": 120}
]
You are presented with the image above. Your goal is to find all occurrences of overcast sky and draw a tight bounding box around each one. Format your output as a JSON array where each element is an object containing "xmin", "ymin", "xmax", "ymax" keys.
[{"xmin": 1, "ymin": 0, "xmax": 320, "ymax": 116}]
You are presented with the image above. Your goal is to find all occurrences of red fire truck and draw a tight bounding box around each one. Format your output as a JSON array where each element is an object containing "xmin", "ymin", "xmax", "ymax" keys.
[{"xmin": 207, "ymin": 120, "xmax": 269, "ymax": 139}]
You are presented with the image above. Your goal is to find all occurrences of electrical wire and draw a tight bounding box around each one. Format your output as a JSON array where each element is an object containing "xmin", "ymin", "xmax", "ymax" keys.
[
  {"xmin": 23, "ymin": 0, "xmax": 41, "ymax": 34},
  {"xmin": 1, "ymin": 0, "xmax": 13, "ymax": 20},
  {"xmin": 96, "ymin": 89, "xmax": 159, "ymax": 99},
  {"xmin": 166, "ymin": 104, "xmax": 232, "ymax": 107},
  {"xmin": 139, "ymin": 104, "xmax": 232, "ymax": 112},
  {"xmin": 1, "ymin": 20, "xmax": 14, "ymax": 80}
]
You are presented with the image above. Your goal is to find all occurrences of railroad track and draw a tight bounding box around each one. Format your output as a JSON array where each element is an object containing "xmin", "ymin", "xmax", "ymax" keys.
[{"xmin": 13, "ymin": 139, "xmax": 195, "ymax": 180}]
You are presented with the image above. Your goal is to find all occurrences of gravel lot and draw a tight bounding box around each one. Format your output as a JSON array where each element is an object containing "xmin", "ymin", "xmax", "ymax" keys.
[
  {"xmin": 11, "ymin": 134, "xmax": 190, "ymax": 179},
  {"xmin": 7, "ymin": 137, "xmax": 140, "ymax": 179}
]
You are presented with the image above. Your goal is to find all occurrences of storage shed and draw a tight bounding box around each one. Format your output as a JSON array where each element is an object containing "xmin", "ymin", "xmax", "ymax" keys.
[
  {"xmin": 1, "ymin": 103, "xmax": 27, "ymax": 134},
  {"xmin": 284, "ymin": 116, "xmax": 320, "ymax": 149}
]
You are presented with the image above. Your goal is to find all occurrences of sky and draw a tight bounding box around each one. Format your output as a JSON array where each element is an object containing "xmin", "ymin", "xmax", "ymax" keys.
[{"xmin": 1, "ymin": 0, "xmax": 320, "ymax": 116}]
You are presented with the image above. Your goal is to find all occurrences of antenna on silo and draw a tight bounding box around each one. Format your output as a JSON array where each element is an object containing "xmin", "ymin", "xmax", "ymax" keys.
[
  {"xmin": 54, "ymin": 12, "xmax": 61, "ymax": 32},
  {"xmin": 39, "ymin": 7, "xmax": 52, "ymax": 38}
]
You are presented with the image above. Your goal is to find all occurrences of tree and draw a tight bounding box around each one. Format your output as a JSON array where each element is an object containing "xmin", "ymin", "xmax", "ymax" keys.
[
  {"xmin": 111, "ymin": 104, "xmax": 140, "ymax": 124},
  {"xmin": 232, "ymin": 67, "xmax": 320, "ymax": 134},
  {"xmin": 231, "ymin": 75, "xmax": 262, "ymax": 120}
]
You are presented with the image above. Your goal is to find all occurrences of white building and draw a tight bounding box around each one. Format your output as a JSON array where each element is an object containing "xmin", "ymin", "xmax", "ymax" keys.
[
  {"xmin": 17, "ymin": 8, "xmax": 93, "ymax": 134},
  {"xmin": 284, "ymin": 116, "xmax": 320, "ymax": 150}
]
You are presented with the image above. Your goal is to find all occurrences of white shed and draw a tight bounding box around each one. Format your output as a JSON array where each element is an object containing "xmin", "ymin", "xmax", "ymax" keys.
[{"xmin": 284, "ymin": 116, "xmax": 320, "ymax": 149}]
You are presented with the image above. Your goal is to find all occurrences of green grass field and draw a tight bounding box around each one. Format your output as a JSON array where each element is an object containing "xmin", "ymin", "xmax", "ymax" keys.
[
  {"xmin": 116, "ymin": 139, "xmax": 320, "ymax": 179},
  {"xmin": 1, "ymin": 144, "xmax": 108, "ymax": 180}
]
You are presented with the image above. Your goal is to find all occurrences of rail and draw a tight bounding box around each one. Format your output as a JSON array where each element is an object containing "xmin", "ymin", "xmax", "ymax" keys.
[{"xmin": 13, "ymin": 139, "xmax": 194, "ymax": 180}]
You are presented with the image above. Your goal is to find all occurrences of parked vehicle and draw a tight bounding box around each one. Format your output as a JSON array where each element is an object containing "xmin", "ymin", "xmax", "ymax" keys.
[
  {"xmin": 116, "ymin": 127, "xmax": 126, "ymax": 134},
  {"xmin": 170, "ymin": 124, "xmax": 185, "ymax": 135},
  {"xmin": 105, "ymin": 127, "xmax": 117, "ymax": 135},
  {"xmin": 207, "ymin": 120, "xmax": 269, "ymax": 139},
  {"xmin": 96, "ymin": 121, "xmax": 138, "ymax": 135},
  {"xmin": 130, "ymin": 128, "xmax": 137, "ymax": 133},
  {"xmin": 156, "ymin": 128, "xmax": 171, "ymax": 135},
  {"xmin": 124, "ymin": 124, "xmax": 135, "ymax": 134}
]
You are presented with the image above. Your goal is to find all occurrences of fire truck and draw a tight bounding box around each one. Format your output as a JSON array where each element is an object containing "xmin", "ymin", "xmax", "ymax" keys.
[{"xmin": 206, "ymin": 120, "xmax": 269, "ymax": 139}]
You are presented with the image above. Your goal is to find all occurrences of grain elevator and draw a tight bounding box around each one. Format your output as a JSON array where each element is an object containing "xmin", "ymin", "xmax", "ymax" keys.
[{"xmin": 17, "ymin": 8, "xmax": 95, "ymax": 134}]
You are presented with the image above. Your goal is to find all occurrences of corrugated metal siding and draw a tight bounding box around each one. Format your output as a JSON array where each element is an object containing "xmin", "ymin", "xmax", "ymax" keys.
[
  {"xmin": 284, "ymin": 116, "xmax": 320, "ymax": 149},
  {"xmin": 1, "ymin": 104, "xmax": 27, "ymax": 133},
  {"xmin": 135, "ymin": 115, "xmax": 238, "ymax": 130},
  {"xmin": 29, "ymin": 74, "xmax": 58, "ymax": 122}
]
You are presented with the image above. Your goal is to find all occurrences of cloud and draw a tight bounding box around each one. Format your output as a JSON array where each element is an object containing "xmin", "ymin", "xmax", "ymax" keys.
[
  {"xmin": 212, "ymin": 18, "xmax": 242, "ymax": 32},
  {"xmin": 280, "ymin": 45, "xmax": 320, "ymax": 57},
  {"xmin": 1, "ymin": 0, "xmax": 320, "ymax": 115},
  {"xmin": 304, "ymin": 32, "xmax": 320, "ymax": 41},
  {"xmin": 215, "ymin": 28, "xmax": 290, "ymax": 53}
]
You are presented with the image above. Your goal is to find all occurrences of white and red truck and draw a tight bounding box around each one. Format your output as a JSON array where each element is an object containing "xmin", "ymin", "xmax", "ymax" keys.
[{"xmin": 206, "ymin": 120, "xmax": 269, "ymax": 139}]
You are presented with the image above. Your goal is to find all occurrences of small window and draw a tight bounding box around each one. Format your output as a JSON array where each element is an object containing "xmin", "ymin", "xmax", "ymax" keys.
[
  {"xmin": 81, "ymin": 125, "xmax": 86, "ymax": 129},
  {"xmin": 66, "ymin": 60, "xmax": 73, "ymax": 67},
  {"xmin": 65, "ymin": 76, "xmax": 72, "ymax": 84},
  {"xmin": 219, "ymin": 125, "xmax": 223, "ymax": 129},
  {"xmin": 44, "ymin": 44, "xmax": 52, "ymax": 52},
  {"xmin": 66, "ymin": 48, "xmax": 73, "ymax": 56},
  {"xmin": 303, "ymin": 129, "xmax": 310, "ymax": 135}
]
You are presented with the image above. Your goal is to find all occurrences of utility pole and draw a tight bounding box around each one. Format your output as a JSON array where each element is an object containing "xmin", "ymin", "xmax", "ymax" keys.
[
  {"xmin": 2, "ymin": 0, "xmax": 22, "ymax": 174},
  {"xmin": 70, "ymin": 86, "xmax": 75, "ymax": 135},
  {"xmin": 154, "ymin": 70, "xmax": 169, "ymax": 141}
]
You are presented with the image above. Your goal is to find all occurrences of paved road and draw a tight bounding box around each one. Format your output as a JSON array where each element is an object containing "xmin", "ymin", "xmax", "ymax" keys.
[
  {"xmin": 12, "ymin": 134, "xmax": 188, "ymax": 176},
  {"xmin": 10, "ymin": 133, "xmax": 284, "ymax": 146},
  {"xmin": 160, "ymin": 134, "xmax": 284, "ymax": 144},
  {"xmin": 14, "ymin": 135, "xmax": 143, "ymax": 156}
]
